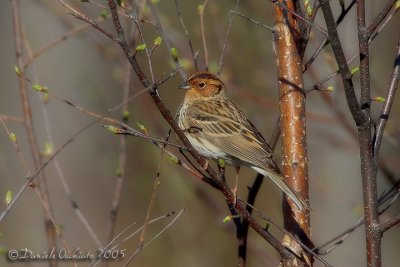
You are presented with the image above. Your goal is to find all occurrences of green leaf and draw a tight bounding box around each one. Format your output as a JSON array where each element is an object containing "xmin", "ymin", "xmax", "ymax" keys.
[
  {"xmin": 151, "ymin": 0, "xmax": 160, "ymax": 3},
  {"xmin": 170, "ymin": 47, "xmax": 178, "ymax": 59},
  {"xmin": 304, "ymin": 0, "xmax": 310, "ymax": 7},
  {"xmin": 14, "ymin": 66, "xmax": 22, "ymax": 76},
  {"xmin": 9, "ymin": 132, "xmax": 17, "ymax": 143},
  {"xmin": 396, "ymin": 0, "xmax": 400, "ymax": 10},
  {"xmin": 5, "ymin": 190, "xmax": 13, "ymax": 206},
  {"xmin": 116, "ymin": 0, "xmax": 124, "ymax": 6},
  {"xmin": 135, "ymin": 44, "xmax": 147, "ymax": 52},
  {"xmin": 153, "ymin": 36, "xmax": 162, "ymax": 46}
]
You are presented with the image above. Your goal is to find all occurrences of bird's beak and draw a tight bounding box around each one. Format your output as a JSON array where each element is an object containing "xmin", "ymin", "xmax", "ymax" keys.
[{"xmin": 179, "ymin": 81, "xmax": 191, "ymax": 90}]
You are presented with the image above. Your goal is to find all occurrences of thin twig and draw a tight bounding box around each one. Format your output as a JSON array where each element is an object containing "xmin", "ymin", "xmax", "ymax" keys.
[
  {"xmin": 199, "ymin": 0, "xmax": 210, "ymax": 70},
  {"xmin": 316, "ymin": 181, "xmax": 400, "ymax": 254},
  {"xmin": 122, "ymin": 209, "xmax": 185, "ymax": 266},
  {"xmin": 21, "ymin": 23, "xmax": 103, "ymax": 247},
  {"xmin": 318, "ymin": 0, "xmax": 369, "ymax": 128},
  {"xmin": 145, "ymin": 0, "xmax": 187, "ymax": 80},
  {"xmin": 228, "ymin": 10, "xmax": 275, "ymax": 32},
  {"xmin": 373, "ymin": 39, "xmax": 400, "ymax": 156},
  {"xmin": 217, "ymin": 0, "xmax": 240, "ymax": 75},
  {"xmin": 239, "ymin": 199, "xmax": 332, "ymax": 267},
  {"xmin": 303, "ymin": 0, "xmax": 356, "ymax": 73},
  {"xmin": 357, "ymin": 1, "xmax": 381, "ymax": 266},
  {"xmin": 106, "ymin": 60, "xmax": 131, "ymax": 245},
  {"xmin": 0, "ymin": 114, "xmax": 24, "ymax": 123},
  {"xmin": 24, "ymin": 22, "xmax": 92, "ymax": 66},
  {"xmin": 0, "ymin": 115, "xmax": 101, "ymax": 223},
  {"xmin": 366, "ymin": 0, "xmax": 397, "ymax": 37},
  {"xmin": 270, "ymin": 0, "xmax": 327, "ymax": 36},
  {"xmin": 58, "ymin": 0, "xmax": 116, "ymax": 40},
  {"xmin": 10, "ymin": 0, "xmax": 57, "ymax": 262},
  {"xmin": 174, "ymin": 0, "xmax": 199, "ymax": 72},
  {"xmin": 92, "ymin": 210, "xmax": 183, "ymax": 266},
  {"xmin": 381, "ymin": 214, "xmax": 400, "ymax": 232}
]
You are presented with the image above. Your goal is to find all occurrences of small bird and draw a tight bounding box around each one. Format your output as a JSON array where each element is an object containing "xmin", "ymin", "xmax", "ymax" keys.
[{"xmin": 178, "ymin": 72, "xmax": 309, "ymax": 211}]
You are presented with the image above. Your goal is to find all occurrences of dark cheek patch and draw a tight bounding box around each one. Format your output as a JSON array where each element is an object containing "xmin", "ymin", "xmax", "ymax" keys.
[{"xmin": 216, "ymin": 84, "xmax": 222, "ymax": 95}]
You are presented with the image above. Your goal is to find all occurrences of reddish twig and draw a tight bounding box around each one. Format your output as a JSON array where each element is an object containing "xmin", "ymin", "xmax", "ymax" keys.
[
  {"xmin": 10, "ymin": 0, "xmax": 57, "ymax": 263},
  {"xmin": 357, "ymin": 2, "xmax": 381, "ymax": 266}
]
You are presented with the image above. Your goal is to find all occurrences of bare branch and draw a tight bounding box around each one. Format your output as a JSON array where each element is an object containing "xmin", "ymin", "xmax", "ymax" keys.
[
  {"xmin": 218, "ymin": 0, "xmax": 240, "ymax": 75},
  {"xmin": 373, "ymin": 39, "xmax": 400, "ymax": 156},
  {"xmin": 318, "ymin": 0, "xmax": 369, "ymax": 128},
  {"xmin": 366, "ymin": 0, "xmax": 397, "ymax": 37},
  {"xmin": 174, "ymin": 0, "xmax": 199, "ymax": 72},
  {"xmin": 199, "ymin": 0, "xmax": 210, "ymax": 70}
]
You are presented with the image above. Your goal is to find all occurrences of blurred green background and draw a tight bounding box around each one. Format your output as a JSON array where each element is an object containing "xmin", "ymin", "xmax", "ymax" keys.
[{"xmin": 0, "ymin": 0, "xmax": 399, "ymax": 266}]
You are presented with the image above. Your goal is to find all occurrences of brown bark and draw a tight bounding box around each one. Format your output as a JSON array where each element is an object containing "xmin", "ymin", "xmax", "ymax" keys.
[{"xmin": 273, "ymin": 1, "xmax": 311, "ymax": 266}]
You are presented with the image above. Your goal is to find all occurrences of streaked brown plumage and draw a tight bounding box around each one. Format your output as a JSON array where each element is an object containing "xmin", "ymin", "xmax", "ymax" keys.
[{"xmin": 178, "ymin": 72, "xmax": 309, "ymax": 210}]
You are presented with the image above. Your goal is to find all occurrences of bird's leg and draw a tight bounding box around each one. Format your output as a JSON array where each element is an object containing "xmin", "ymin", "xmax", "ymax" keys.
[{"xmin": 232, "ymin": 166, "xmax": 240, "ymax": 203}]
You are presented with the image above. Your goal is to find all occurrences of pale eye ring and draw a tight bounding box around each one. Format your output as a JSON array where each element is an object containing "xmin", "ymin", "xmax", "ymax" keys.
[{"xmin": 198, "ymin": 82, "xmax": 206, "ymax": 89}]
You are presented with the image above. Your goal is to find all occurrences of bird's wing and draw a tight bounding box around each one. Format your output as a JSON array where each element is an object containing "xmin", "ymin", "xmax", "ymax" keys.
[
  {"xmin": 186, "ymin": 99, "xmax": 310, "ymax": 211},
  {"xmin": 186, "ymin": 99, "xmax": 276, "ymax": 170}
]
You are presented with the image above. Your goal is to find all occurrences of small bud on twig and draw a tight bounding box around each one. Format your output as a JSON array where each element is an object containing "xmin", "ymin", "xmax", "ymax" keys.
[
  {"xmin": 32, "ymin": 84, "xmax": 48, "ymax": 93},
  {"xmin": 170, "ymin": 47, "xmax": 178, "ymax": 60},
  {"xmin": 5, "ymin": 190, "xmax": 13, "ymax": 206},
  {"xmin": 135, "ymin": 44, "xmax": 147, "ymax": 52},
  {"xmin": 14, "ymin": 66, "xmax": 22, "ymax": 76},
  {"xmin": 9, "ymin": 132, "xmax": 17, "ymax": 143},
  {"xmin": 153, "ymin": 36, "xmax": 162, "ymax": 46},
  {"xmin": 372, "ymin": 96, "xmax": 385, "ymax": 102}
]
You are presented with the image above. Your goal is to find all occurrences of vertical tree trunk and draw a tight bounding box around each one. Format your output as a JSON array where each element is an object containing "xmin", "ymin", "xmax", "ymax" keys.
[{"xmin": 273, "ymin": 1, "xmax": 312, "ymax": 266}]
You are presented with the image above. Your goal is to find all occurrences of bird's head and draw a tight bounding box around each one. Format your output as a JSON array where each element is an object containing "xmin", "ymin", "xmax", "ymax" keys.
[{"xmin": 179, "ymin": 72, "xmax": 226, "ymax": 101}]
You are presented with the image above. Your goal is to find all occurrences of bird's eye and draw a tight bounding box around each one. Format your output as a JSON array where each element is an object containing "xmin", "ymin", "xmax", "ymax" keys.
[{"xmin": 198, "ymin": 82, "xmax": 206, "ymax": 89}]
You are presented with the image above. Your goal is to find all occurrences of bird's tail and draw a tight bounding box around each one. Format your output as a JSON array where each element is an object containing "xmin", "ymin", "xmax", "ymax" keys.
[{"xmin": 251, "ymin": 166, "xmax": 311, "ymax": 211}]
